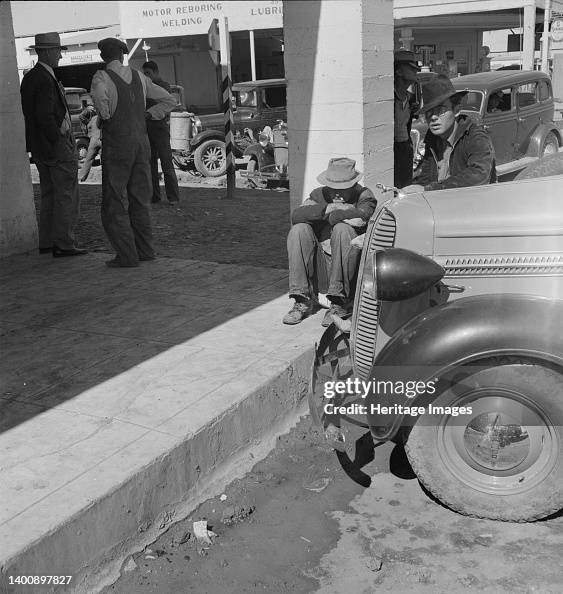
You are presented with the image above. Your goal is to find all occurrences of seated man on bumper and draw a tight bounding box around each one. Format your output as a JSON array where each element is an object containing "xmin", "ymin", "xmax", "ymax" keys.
[{"xmin": 283, "ymin": 157, "xmax": 377, "ymax": 326}]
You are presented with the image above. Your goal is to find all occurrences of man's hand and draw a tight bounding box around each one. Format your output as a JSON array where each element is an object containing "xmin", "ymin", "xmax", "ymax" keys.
[
  {"xmin": 325, "ymin": 202, "xmax": 355, "ymax": 213},
  {"xmin": 400, "ymin": 184, "xmax": 425, "ymax": 194},
  {"xmin": 301, "ymin": 199, "xmax": 316, "ymax": 206},
  {"xmin": 343, "ymin": 217, "xmax": 365, "ymax": 228}
]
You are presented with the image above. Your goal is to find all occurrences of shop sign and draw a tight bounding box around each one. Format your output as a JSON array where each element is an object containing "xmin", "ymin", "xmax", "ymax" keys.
[
  {"xmin": 59, "ymin": 49, "xmax": 100, "ymax": 66},
  {"xmin": 552, "ymin": 19, "xmax": 563, "ymax": 43},
  {"xmin": 118, "ymin": 1, "xmax": 283, "ymax": 38}
]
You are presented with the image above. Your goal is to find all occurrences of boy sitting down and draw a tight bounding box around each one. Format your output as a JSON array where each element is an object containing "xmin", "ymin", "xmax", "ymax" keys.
[{"xmin": 283, "ymin": 157, "xmax": 377, "ymax": 326}]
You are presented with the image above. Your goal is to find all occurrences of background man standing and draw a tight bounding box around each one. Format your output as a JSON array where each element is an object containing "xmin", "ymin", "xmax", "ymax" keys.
[
  {"xmin": 142, "ymin": 61, "xmax": 180, "ymax": 204},
  {"xmin": 91, "ymin": 38, "xmax": 176, "ymax": 268},
  {"xmin": 20, "ymin": 32, "xmax": 87, "ymax": 257},
  {"xmin": 393, "ymin": 49, "xmax": 420, "ymax": 189}
]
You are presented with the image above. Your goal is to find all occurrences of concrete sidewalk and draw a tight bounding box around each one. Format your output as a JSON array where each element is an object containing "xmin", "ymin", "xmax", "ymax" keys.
[{"xmin": 0, "ymin": 251, "xmax": 323, "ymax": 593}]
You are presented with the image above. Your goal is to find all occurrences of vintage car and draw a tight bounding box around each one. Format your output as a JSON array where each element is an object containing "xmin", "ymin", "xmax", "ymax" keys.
[
  {"xmin": 411, "ymin": 70, "xmax": 562, "ymax": 178},
  {"xmin": 309, "ymin": 158, "xmax": 563, "ymax": 522},
  {"xmin": 65, "ymin": 87, "xmax": 91, "ymax": 160},
  {"xmin": 188, "ymin": 79, "xmax": 287, "ymax": 177}
]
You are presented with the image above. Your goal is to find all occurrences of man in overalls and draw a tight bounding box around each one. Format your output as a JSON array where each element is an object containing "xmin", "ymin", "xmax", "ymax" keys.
[{"xmin": 91, "ymin": 38, "xmax": 176, "ymax": 267}]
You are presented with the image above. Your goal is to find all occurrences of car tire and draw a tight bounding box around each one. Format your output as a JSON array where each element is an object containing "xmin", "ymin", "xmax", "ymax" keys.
[
  {"xmin": 514, "ymin": 152, "xmax": 563, "ymax": 180},
  {"xmin": 194, "ymin": 139, "xmax": 226, "ymax": 177},
  {"xmin": 541, "ymin": 131, "xmax": 559, "ymax": 158},
  {"xmin": 76, "ymin": 138, "xmax": 89, "ymax": 162},
  {"xmin": 404, "ymin": 358, "xmax": 563, "ymax": 522}
]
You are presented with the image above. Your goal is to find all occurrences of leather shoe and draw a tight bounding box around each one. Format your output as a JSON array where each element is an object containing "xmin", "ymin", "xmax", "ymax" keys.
[
  {"xmin": 39, "ymin": 247, "xmax": 52, "ymax": 254},
  {"xmin": 105, "ymin": 257, "xmax": 139, "ymax": 268},
  {"xmin": 52, "ymin": 246, "xmax": 88, "ymax": 257}
]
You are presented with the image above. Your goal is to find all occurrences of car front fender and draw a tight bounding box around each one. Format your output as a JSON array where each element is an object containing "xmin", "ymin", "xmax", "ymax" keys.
[
  {"xmin": 190, "ymin": 129, "xmax": 225, "ymax": 149},
  {"xmin": 365, "ymin": 294, "xmax": 563, "ymax": 441}
]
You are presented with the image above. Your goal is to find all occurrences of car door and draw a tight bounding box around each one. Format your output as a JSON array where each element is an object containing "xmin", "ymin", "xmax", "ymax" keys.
[
  {"xmin": 482, "ymin": 87, "xmax": 518, "ymax": 165},
  {"xmin": 515, "ymin": 81, "xmax": 540, "ymax": 158}
]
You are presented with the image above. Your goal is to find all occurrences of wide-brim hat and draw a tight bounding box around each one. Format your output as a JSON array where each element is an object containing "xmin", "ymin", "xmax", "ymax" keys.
[
  {"xmin": 98, "ymin": 37, "xmax": 129, "ymax": 55},
  {"xmin": 29, "ymin": 32, "xmax": 67, "ymax": 50},
  {"xmin": 317, "ymin": 157, "xmax": 363, "ymax": 189},
  {"xmin": 421, "ymin": 74, "xmax": 468, "ymax": 113},
  {"xmin": 394, "ymin": 49, "xmax": 420, "ymax": 70}
]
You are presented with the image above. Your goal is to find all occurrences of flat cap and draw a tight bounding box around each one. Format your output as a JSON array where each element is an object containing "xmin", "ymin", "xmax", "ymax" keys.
[{"xmin": 98, "ymin": 37, "xmax": 129, "ymax": 54}]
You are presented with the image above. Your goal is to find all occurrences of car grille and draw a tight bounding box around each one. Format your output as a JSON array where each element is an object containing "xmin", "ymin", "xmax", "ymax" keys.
[
  {"xmin": 352, "ymin": 208, "xmax": 397, "ymax": 380},
  {"xmin": 436, "ymin": 254, "xmax": 563, "ymax": 276}
]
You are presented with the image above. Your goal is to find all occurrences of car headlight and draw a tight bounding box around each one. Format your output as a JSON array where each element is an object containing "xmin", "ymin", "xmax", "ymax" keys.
[
  {"xmin": 193, "ymin": 118, "xmax": 202, "ymax": 133},
  {"xmin": 375, "ymin": 248, "xmax": 444, "ymax": 302}
]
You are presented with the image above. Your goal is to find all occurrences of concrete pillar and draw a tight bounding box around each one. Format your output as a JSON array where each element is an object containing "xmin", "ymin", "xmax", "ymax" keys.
[
  {"xmin": 0, "ymin": 1, "xmax": 38, "ymax": 257},
  {"xmin": 522, "ymin": 1, "xmax": 536, "ymax": 71},
  {"xmin": 283, "ymin": 0, "xmax": 393, "ymax": 211}
]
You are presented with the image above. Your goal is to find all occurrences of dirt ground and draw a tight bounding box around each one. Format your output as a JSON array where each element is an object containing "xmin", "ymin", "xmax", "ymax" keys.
[
  {"xmin": 103, "ymin": 417, "xmax": 563, "ymax": 594},
  {"xmin": 32, "ymin": 178, "xmax": 290, "ymax": 270}
]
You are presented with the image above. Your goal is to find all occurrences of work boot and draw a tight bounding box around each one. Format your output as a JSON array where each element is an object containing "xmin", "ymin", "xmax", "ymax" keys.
[{"xmin": 282, "ymin": 299, "xmax": 313, "ymax": 325}]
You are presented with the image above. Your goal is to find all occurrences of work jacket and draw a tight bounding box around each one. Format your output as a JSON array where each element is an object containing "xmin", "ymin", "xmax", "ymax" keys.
[{"xmin": 417, "ymin": 115, "xmax": 497, "ymax": 191}]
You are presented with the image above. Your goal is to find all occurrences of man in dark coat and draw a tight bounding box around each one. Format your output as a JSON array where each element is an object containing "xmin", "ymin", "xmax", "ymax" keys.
[
  {"xmin": 20, "ymin": 32, "xmax": 86, "ymax": 257},
  {"xmin": 142, "ymin": 61, "xmax": 180, "ymax": 204},
  {"xmin": 283, "ymin": 158, "xmax": 377, "ymax": 326},
  {"xmin": 403, "ymin": 75, "xmax": 496, "ymax": 193}
]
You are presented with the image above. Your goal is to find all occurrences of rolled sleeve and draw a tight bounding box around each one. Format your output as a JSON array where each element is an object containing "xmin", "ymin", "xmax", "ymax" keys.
[{"xmin": 144, "ymin": 76, "xmax": 176, "ymax": 120}]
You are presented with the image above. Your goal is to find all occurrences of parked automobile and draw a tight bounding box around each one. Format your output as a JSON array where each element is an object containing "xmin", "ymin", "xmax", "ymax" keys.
[
  {"xmin": 309, "ymin": 155, "xmax": 563, "ymax": 522},
  {"xmin": 240, "ymin": 120, "xmax": 288, "ymax": 187},
  {"xmin": 410, "ymin": 70, "xmax": 562, "ymax": 178},
  {"xmin": 170, "ymin": 79, "xmax": 287, "ymax": 177},
  {"xmin": 65, "ymin": 87, "xmax": 91, "ymax": 160}
]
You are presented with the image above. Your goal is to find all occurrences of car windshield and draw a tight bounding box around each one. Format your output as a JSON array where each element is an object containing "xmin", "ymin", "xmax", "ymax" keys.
[
  {"xmin": 234, "ymin": 90, "xmax": 257, "ymax": 108},
  {"xmin": 458, "ymin": 91, "xmax": 484, "ymax": 112}
]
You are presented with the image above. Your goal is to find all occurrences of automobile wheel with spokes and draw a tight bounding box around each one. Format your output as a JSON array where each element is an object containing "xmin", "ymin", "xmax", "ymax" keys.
[
  {"xmin": 404, "ymin": 359, "xmax": 563, "ymax": 521},
  {"xmin": 194, "ymin": 139, "xmax": 226, "ymax": 177}
]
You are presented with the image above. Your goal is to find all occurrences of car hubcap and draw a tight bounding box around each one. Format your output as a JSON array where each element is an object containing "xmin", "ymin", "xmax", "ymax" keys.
[{"xmin": 436, "ymin": 388, "xmax": 558, "ymax": 495}]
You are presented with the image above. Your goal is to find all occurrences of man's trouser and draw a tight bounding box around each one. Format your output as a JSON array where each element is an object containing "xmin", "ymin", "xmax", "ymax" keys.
[
  {"xmin": 101, "ymin": 137, "xmax": 154, "ymax": 265},
  {"xmin": 394, "ymin": 140, "xmax": 414, "ymax": 189},
  {"xmin": 147, "ymin": 121, "xmax": 180, "ymax": 203},
  {"xmin": 35, "ymin": 158, "xmax": 80, "ymax": 251},
  {"xmin": 287, "ymin": 222, "xmax": 361, "ymax": 302}
]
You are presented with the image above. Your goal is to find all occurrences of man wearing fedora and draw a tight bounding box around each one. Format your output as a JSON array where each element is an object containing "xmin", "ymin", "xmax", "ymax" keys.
[
  {"xmin": 394, "ymin": 49, "xmax": 420, "ymax": 189},
  {"xmin": 20, "ymin": 32, "xmax": 87, "ymax": 257},
  {"xmin": 283, "ymin": 157, "xmax": 377, "ymax": 326},
  {"xmin": 403, "ymin": 75, "xmax": 496, "ymax": 193},
  {"xmin": 91, "ymin": 37, "xmax": 176, "ymax": 267}
]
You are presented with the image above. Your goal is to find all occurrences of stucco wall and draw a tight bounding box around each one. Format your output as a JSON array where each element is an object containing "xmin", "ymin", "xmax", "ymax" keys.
[
  {"xmin": 0, "ymin": 1, "xmax": 37, "ymax": 257},
  {"xmin": 284, "ymin": 0, "xmax": 393, "ymax": 209}
]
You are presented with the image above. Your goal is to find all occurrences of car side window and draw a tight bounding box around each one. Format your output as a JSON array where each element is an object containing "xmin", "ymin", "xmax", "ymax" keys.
[
  {"xmin": 264, "ymin": 86, "xmax": 287, "ymax": 109},
  {"xmin": 487, "ymin": 88, "xmax": 511, "ymax": 113},
  {"xmin": 538, "ymin": 80, "xmax": 552, "ymax": 102},
  {"xmin": 516, "ymin": 82, "xmax": 538, "ymax": 109}
]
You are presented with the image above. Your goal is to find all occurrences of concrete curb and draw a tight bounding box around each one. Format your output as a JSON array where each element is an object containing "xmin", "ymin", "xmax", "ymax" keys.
[{"xmin": 1, "ymin": 347, "xmax": 314, "ymax": 594}]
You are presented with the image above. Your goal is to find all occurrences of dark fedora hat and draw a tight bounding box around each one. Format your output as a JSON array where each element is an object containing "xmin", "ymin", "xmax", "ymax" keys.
[
  {"xmin": 394, "ymin": 49, "xmax": 420, "ymax": 70},
  {"xmin": 29, "ymin": 32, "xmax": 67, "ymax": 50},
  {"xmin": 421, "ymin": 74, "xmax": 468, "ymax": 113},
  {"xmin": 317, "ymin": 157, "xmax": 363, "ymax": 189},
  {"xmin": 98, "ymin": 37, "xmax": 129, "ymax": 55}
]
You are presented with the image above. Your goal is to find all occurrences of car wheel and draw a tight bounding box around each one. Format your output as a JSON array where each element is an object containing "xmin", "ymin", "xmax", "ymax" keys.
[
  {"xmin": 404, "ymin": 359, "xmax": 563, "ymax": 521},
  {"xmin": 194, "ymin": 139, "xmax": 226, "ymax": 177},
  {"xmin": 541, "ymin": 131, "xmax": 559, "ymax": 157},
  {"xmin": 514, "ymin": 152, "xmax": 563, "ymax": 180},
  {"xmin": 76, "ymin": 139, "xmax": 89, "ymax": 162}
]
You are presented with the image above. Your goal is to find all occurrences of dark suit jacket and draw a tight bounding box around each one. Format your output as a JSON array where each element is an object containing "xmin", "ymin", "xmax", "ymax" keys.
[{"xmin": 20, "ymin": 64, "xmax": 73, "ymax": 162}]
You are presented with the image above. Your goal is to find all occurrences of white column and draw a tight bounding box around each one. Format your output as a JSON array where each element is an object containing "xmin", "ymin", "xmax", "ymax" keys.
[
  {"xmin": 0, "ymin": 1, "xmax": 37, "ymax": 257},
  {"xmin": 283, "ymin": 0, "xmax": 393, "ymax": 210},
  {"xmin": 522, "ymin": 1, "xmax": 536, "ymax": 71},
  {"xmin": 541, "ymin": 0, "xmax": 552, "ymax": 73},
  {"xmin": 249, "ymin": 29, "xmax": 257, "ymax": 81}
]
